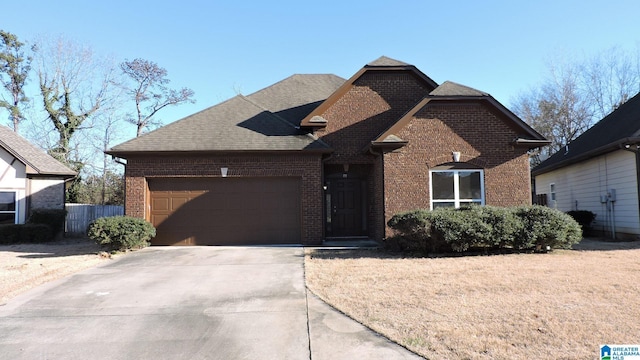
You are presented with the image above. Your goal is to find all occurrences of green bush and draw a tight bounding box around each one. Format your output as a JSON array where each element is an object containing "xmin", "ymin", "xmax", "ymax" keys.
[
  {"xmin": 514, "ymin": 205, "xmax": 582, "ymax": 250},
  {"xmin": 429, "ymin": 207, "xmax": 492, "ymax": 252},
  {"xmin": 0, "ymin": 224, "xmax": 52, "ymax": 244},
  {"xmin": 386, "ymin": 209, "xmax": 450, "ymax": 253},
  {"xmin": 387, "ymin": 205, "xmax": 582, "ymax": 254},
  {"xmin": 27, "ymin": 208, "xmax": 67, "ymax": 239},
  {"xmin": 87, "ymin": 216, "xmax": 156, "ymax": 251}
]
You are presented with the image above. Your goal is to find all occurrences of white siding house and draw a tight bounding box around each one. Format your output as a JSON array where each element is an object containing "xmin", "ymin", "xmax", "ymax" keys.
[
  {"xmin": 533, "ymin": 92, "xmax": 640, "ymax": 240},
  {"xmin": 535, "ymin": 149, "xmax": 640, "ymax": 237},
  {"xmin": 0, "ymin": 126, "xmax": 76, "ymax": 224}
]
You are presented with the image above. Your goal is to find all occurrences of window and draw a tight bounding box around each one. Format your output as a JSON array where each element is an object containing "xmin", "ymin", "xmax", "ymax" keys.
[
  {"xmin": 430, "ymin": 170, "xmax": 484, "ymax": 209},
  {"xmin": 549, "ymin": 183, "xmax": 556, "ymax": 201},
  {"xmin": 0, "ymin": 192, "xmax": 16, "ymax": 224}
]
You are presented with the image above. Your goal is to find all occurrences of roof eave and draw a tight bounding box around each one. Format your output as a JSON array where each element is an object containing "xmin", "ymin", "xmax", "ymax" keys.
[
  {"xmin": 105, "ymin": 148, "xmax": 333, "ymax": 158},
  {"xmin": 369, "ymin": 141, "xmax": 409, "ymax": 152},
  {"xmin": 533, "ymin": 137, "xmax": 640, "ymax": 176}
]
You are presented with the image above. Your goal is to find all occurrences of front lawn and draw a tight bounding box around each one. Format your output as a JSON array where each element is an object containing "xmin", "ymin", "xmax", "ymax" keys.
[{"xmin": 305, "ymin": 240, "xmax": 640, "ymax": 359}]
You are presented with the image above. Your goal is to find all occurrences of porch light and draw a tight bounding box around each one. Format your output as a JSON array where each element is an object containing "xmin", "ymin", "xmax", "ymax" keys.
[
  {"xmin": 221, "ymin": 167, "xmax": 228, "ymax": 177},
  {"xmin": 452, "ymin": 152, "xmax": 461, "ymax": 162}
]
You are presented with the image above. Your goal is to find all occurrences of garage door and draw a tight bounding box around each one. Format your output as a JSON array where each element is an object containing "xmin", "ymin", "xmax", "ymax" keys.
[{"xmin": 148, "ymin": 177, "xmax": 301, "ymax": 245}]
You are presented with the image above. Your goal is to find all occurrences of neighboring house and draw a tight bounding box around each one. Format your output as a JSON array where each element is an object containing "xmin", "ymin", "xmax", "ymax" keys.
[
  {"xmin": 0, "ymin": 125, "xmax": 77, "ymax": 224},
  {"xmin": 533, "ymin": 92, "xmax": 640, "ymax": 240},
  {"xmin": 107, "ymin": 56, "xmax": 548, "ymax": 246}
]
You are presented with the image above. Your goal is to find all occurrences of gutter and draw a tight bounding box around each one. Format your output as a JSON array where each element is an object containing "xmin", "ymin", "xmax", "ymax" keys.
[{"xmin": 533, "ymin": 137, "xmax": 640, "ymax": 176}]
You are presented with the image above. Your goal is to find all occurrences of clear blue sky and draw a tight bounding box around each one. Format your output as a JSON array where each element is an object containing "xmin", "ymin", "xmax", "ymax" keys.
[{"xmin": 3, "ymin": 0, "xmax": 640, "ymax": 135}]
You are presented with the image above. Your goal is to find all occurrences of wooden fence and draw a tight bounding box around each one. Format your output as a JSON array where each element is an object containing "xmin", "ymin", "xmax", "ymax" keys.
[{"xmin": 65, "ymin": 204, "xmax": 124, "ymax": 236}]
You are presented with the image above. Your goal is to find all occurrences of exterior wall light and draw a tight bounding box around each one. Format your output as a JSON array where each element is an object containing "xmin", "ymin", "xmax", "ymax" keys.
[{"xmin": 221, "ymin": 167, "xmax": 228, "ymax": 177}]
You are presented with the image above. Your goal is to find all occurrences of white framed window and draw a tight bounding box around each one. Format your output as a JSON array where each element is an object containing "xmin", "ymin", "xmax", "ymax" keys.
[
  {"xmin": 430, "ymin": 169, "xmax": 484, "ymax": 209},
  {"xmin": 549, "ymin": 183, "xmax": 556, "ymax": 201},
  {"xmin": 0, "ymin": 191, "xmax": 17, "ymax": 224}
]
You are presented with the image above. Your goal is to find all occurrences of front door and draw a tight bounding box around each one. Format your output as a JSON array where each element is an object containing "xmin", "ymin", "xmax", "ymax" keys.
[{"xmin": 327, "ymin": 178, "xmax": 365, "ymax": 237}]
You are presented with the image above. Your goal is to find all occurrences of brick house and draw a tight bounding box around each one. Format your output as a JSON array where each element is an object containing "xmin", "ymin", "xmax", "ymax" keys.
[
  {"xmin": 0, "ymin": 125, "xmax": 76, "ymax": 224},
  {"xmin": 107, "ymin": 56, "xmax": 548, "ymax": 246}
]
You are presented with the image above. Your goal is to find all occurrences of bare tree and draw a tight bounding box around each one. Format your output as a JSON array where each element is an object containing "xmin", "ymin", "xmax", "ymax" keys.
[
  {"xmin": 580, "ymin": 46, "xmax": 640, "ymax": 118},
  {"xmin": 0, "ymin": 30, "xmax": 32, "ymax": 132},
  {"xmin": 34, "ymin": 37, "xmax": 116, "ymax": 202},
  {"xmin": 35, "ymin": 37, "xmax": 114, "ymax": 167},
  {"xmin": 120, "ymin": 58, "xmax": 194, "ymax": 137},
  {"xmin": 512, "ymin": 46, "xmax": 640, "ymax": 164}
]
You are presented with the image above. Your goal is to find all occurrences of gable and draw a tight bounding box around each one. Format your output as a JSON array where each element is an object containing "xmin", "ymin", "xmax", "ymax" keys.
[
  {"xmin": 373, "ymin": 95, "xmax": 549, "ymax": 153},
  {"xmin": 0, "ymin": 126, "xmax": 75, "ymax": 177},
  {"xmin": 300, "ymin": 57, "xmax": 438, "ymax": 129},
  {"xmin": 0, "ymin": 147, "xmax": 27, "ymax": 188},
  {"xmin": 303, "ymin": 69, "xmax": 435, "ymax": 160},
  {"xmin": 406, "ymin": 101, "xmax": 530, "ymax": 166}
]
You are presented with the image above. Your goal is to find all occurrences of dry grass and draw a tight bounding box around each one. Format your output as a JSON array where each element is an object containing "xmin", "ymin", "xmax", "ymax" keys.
[
  {"xmin": 0, "ymin": 238, "xmax": 111, "ymax": 304},
  {"xmin": 305, "ymin": 240, "xmax": 640, "ymax": 359}
]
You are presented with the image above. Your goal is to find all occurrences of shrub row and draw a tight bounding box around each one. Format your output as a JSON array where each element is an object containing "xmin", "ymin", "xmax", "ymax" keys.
[
  {"xmin": 27, "ymin": 209, "xmax": 67, "ymax": 239},
  {"xmin": 0, "ymin": 224, "xmax": 51, "ymax": 244},
  {"xmin": 386, "ymin": 205, "xmax": 582, "ymax": 254},
  {"xmin": 87, "ymin": 216, "xmax": 156, "ymax": 251},
  {"xmin": 0, "ymin": 209, "xmax": 67, "ymax": 245}
]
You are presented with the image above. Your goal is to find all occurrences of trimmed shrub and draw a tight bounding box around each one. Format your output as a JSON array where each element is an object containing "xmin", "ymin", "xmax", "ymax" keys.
[
  {"xmin": 514, "ymin": 205, "xmax": 582, "ymax": 250},
  {"xmin": 387, "ymin": 205, "xmax": 582, "ymax": 255},
  {"xmin": 87, "ymin": 216, "xmax": 156, "ymax": 251},
  {"xmin": 386, "ymin": 209, "xmax": 450, "ymax": 253},
  {"xmin": 429, "ymin": 207, "xmax": 492, "ymax": 252},
  {"xmin": 27, "ymin": 208, "xmax": 67, "ymax": 239},
  {"xmin": 0, "ymin": 224, "xmax": 51, "ymax": 244}
]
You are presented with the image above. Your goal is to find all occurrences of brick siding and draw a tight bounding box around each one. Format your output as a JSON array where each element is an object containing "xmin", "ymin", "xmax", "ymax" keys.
[
  {"xmin": 124, "ymin": 153, "xmax": 324, "ymax": 245},
  {"xmin": 314, "ymin": 70, "xmax": 432, "ymax": 241},
  {"xmin": 29, "ymin": 178, "xmax": 66, "ymax": 210},
  {"xmin": 383, "ymin": 101, "xmax": 533, "ymax": 235}
]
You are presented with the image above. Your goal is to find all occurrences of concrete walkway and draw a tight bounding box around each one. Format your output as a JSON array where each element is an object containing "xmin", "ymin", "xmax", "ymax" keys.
[{"xmin": 0, "ymin": 246, "xmax": 422, "ymax": 359}]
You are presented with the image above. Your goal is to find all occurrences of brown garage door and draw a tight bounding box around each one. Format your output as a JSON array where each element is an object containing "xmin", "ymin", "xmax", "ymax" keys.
[{"xmin": 148, "ymin": 177, "xmax": 301, "ymax": 245}]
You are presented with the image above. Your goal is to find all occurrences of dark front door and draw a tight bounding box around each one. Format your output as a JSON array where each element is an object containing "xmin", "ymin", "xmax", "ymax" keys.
[{"xmin": 328, "ymin": 178, "xmax": 365, "ymax": 237}]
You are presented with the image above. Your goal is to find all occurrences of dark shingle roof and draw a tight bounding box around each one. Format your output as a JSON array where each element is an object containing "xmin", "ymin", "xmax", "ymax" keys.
[
  {"xmin": 108, "ymin": 74, "xmax": 345, "ymax": 154},
  {"xmin": 533, "ymin": 92, "xmax": 640, "ymax": 176},
  {"xmin": 0, "ymin": 125, "xmax": 76, "ymax": 176},
  {"xmin": 247, "ymin": 74, "xmax": 345, "ymax": 126},
  {"xmin": 430, "ymin": 81, "xmax": 489, "ymax": 97}
]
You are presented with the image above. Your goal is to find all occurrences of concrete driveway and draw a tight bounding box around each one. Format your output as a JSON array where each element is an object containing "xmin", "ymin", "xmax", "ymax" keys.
[{"xmin": 0, "ymin": 246, "xmax": 422, "ymax": 360}]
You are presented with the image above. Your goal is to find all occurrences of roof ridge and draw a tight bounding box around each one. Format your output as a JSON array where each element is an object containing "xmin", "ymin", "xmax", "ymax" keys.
[{"xmin": 430, "ymin": 81, "xmax": 489, "ymax": 97}]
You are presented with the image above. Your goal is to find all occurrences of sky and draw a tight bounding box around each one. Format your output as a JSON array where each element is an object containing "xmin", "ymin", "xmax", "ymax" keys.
[{"xmin": 2, "ymin": 0, "xmax": 640, "ymax": 144}]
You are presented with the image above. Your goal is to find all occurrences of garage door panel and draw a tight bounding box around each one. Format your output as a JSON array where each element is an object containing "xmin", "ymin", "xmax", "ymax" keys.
[{"xmin": 148, "ymin": 177, "xmax": 301, "ymax": 245}]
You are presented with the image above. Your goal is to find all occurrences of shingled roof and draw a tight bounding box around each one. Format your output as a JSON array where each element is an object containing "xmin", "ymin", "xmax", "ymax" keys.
[
  {"xmin": 366, "ymin": 56, "xmax": 410, "ymax": 67},
  {"xmin": 430, "ymin": 81, "xmax": 489, "ymax": 97},
  {"xmin": 533, "ymin": 92, "xmax": 640, "ymax": 176},
  {"xmin": 108, "ymin": 74, "xmax": 345, "ymax": 155},
  {"xmin": 0, "ymin": 125, "xmax": 76, "ymax": 177}
]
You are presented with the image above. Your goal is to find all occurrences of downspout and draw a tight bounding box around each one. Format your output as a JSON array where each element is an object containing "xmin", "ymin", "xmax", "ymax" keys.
[
  {"xmin": 369, "ymin": 146, "xmax": 385, "ymax": 241},
  {"xmin": 111, "ymin": 156, "xmax": 127, "ymax": 216},
  {"xmin": 621, "ymin": 143, "xmax": 640, "ymax": 238}
]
